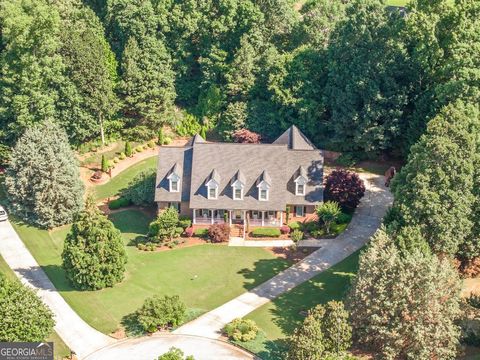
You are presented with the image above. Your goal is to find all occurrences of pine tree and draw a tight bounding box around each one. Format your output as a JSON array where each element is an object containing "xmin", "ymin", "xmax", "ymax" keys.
[
  {"xmin": 125, "ymin": 141, "xmax": 132, "ymax": 157},
  {"xmin": 101, "ymin": 155, "xmax": 109, "ymax": 172},
  {"xmin": 347, "ymin": 228, "xmax": 461, "ymax": 359},
  {"xmin": 118, "ymin": 36, "xmax": 176, "ymax": 133},
  {"xmin": 157, "ymin": 127, "xmax": 164, "ymax": 145},
  {"xmin": 62, "ymin": 197, "xmax": 127, "ymax": 290},
  {"xmin": 5, "ymin": 120, "xmax": 84, "ymax": 228},
  {"xmin": 391, "ymin": 101, "xmax": 477, "ymax": 255}
]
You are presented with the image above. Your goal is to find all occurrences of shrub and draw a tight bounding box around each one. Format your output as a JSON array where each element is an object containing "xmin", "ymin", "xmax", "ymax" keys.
[
  {"xmin": 311, "ymin": 229, "xmax": 325, "ymax": 239},
  {"xmin": 148, "ymin": 140, "xmax": 155, "ymax": 148},
  {"xmin": 316, "ymin": 201, "xmax": 342, "ymax": 234},
  {"xmin": 251, "ymin": 228, "xmax": 281, "ymax": 238},
  {"xmin": 149, "ymin": 208, "xmax": 180, "ymax": 244},
  {"xmin": 157, "ymin": 347, "xmax": 195, "ymax": 360},
  {"xmin": 208, "ymin": 223, "xmax": 230, "ymax": 243},
  {"xmin": 136, "ymin": 295, "xmax": 186, "ymax": 332},
  {"xmin": 291, "ymin": 230, "xmax": 304, "ymax": 242},
  {"xmin": 174, "ymin": 227, "xmax": 184, "ymax": 237},
  {"xmin": 125, "ymin": 141, "xmax": 133, "ymax": 157},
  {"xmin": 337, "ymin": 212, "xmax": 353, "ymax": 224},
  {"xmin": 224, "ymin": 318, "xmax": 259, "ymax": 342},
  {"xmin": 101, "ymin": 155, "xmax": 109, "ymax": 172},
  {"xmin": 335, "ymin": 153, "xmax": 357, "ymax": 167},
  {"xmin": 178, "ymin": 216, "xmax": 192, "ymax": 229},
  {"xmin": 288, "ymin": 221, "xmax": 302, "ymax": 231},
  {"xmin": 232, "ymin": 129, "xmax": 261, "ymax": 143},
  {"xmin": 303, "ymin": 221, "xmax": 321, "ymax": 234},
  {"xmin": 467, "ymin": 293, "xmax": 480, "ymax": 309},
  {"xmin": 135, "ymin": 145, "xmax": 143, "ymax": 153},
  {"xmin": 121, "ymin": 169, "xmax": 156, "ymax": 206},
  {"xmin": 137, "ymin": 242, "xmax": 156, "ymax": 251},
  {"xmin": 62, "ymin": 198, "xmax": 127, "ymax": 290},
  {"xmin": 157, "ymin": 128, "xmax": 164, "ymax": 146},
  {"xmin": 119, "ymin": 152, "xmax": 126, "ymax": 160},
  {"xmin": 324, "ymin": 170, "xmax": 365, "ymax": 211},
  {"xmin": 0, "ymin": 273, "xmax": 55, "ymax": 342},
  {"xmin": 175, "ymin": 113, "xmax": 202, "ymax": 137},
  {"xmin": 280, "ymin": 225, "xmax": 291, "ymax": 234},
  {"xmin": 91, "ymin": 170, "xmax": 103, "ymax": 180},
  {"xmin": 184, "ymin": 227, "xmax": 194, "ymax": 237},
  {"xmin": 108, "ymin": 197, "xmax": 131, "ymax": 210},
  {"xmin": 164, "ymin": 136, "xmax": 172, "ymax": 145},
  {"xmin": 142, "ymin": 144, "xmax": 148, "ymax": 150},
  {"xmin": 194, "ymin": 228, "xmax": 209, "ymax": 237},
  {"xmin": 113, "ymin": 157, "xmax": 120, "ymax": 163}
]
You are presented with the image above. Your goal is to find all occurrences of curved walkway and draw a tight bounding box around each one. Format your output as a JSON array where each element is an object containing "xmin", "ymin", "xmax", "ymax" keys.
[
  {"xmin": 0, "ymin": 172, "xmax": 391, "ymax": 359},
  {"xmin": 84, "ymin": 334, "xmax": 256, "ymax": 360},
  {"xmin": 173, "ymin": 173, "xmax": 392, "ymax": 339},
  {"xmin": 0, "ymin": 221, "xmax": 116, "ymax": 359}
]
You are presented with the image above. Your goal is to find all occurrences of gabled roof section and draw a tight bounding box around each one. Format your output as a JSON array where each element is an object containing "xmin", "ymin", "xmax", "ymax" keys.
[
  {"xmin": 273, "ymin": 125, "xmax": 316, "ymax": 150},
  {"xmin": 185, "ymin": 134, "xmax": 206, "ymax": 147},
  {"xmin": 231, "ymin": 170, "xmax": 246, "ymax": 186},
  {"xmin": 295, "ymin": 166, "xmax": 307, "ymax": 180},
  {"xmin": 167, "ymin": 163, "xmax": 182, "ymax": 179},
  {"xmin": 206, "ymin": 169, "xmax": 221, "ymax": 185},
  {"xmin": 256, "ymin": 170, "xmax": 272, "ymax": 187}
]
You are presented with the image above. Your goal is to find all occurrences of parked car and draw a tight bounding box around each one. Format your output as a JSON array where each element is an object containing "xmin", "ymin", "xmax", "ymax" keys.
[{"xmin": 0, "ymin": 205, "xmax": 8, "ymax": 221}]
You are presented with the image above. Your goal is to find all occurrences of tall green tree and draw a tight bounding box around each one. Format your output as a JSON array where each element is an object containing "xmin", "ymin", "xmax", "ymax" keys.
[
  {"xmin": 0, "ymin": 273, "xmax": 55, "ymax": 342},
  {"xmin": 62, "ymin": 197, "xmax": 127, "ymax": 290},
  {"xmin": 58, "ymin": 0, "xmax": 119, "ymax": 145},
  {"xmin": 325, "ymin": 0, "xmax": 409, "ymax": 153},
  {"xmin": 5, "ymin": 120, "xmax": 84, "ymax": 228},
  {"xmin": 0, "ymin": 0, "xmax": 65, "ymax": 145},
  {"xmin": 347, "ymin": 228, "xmax": 461, "ymax": 360},
  {"xmin": 391, "ymin": 101, "xmax": 478, "ymax": 255},
  {"xmin": 118, "ymin": 35, "xmax": 175, "ymax": 135}
]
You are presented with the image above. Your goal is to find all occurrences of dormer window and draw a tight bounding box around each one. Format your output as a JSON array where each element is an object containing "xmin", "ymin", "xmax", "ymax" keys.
[
  {"xmin": 256, "ymin": 170, "xmax": 271, "ymax": 201},
  {"xmin": 233, "ymin": 183, "xmax": 244, "ymax": 200},
  {"xmin": 206, "ymin": 169, "xmax": 221, "ymax": 200},
  {"xmin": 259, "ymin": 188, "xmax": 268, "ymax": 201},
  {"xmin": 231, "ymin": 170, "xmax": 246, "ymax": 200},
  {"xmin": 168, "ymin": 174, "xmax": 180, "ymax": 192},
  {"xmin": 206, "ymin": 180, "xmax": 219, "ymax": 199},
  {"xmin": 294, "ymin": 176, "xmax": 307, "ymax": 196}
]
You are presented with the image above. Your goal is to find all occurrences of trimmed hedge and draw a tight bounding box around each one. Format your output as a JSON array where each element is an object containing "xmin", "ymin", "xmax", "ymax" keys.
[
  {"xmin": 251, "ymin": 228, "xmax": 281, "ymax": 238},
  {"xmin": 108, "ymin": 197, "xmax": 131, "ymax": 210},
  {"xmin": 288, "ymin": 221, "xmax": 302, "ymax": 231},
  {"xmin": 194, "ymin": 228, "xmax": 209, "ymax": 237}
]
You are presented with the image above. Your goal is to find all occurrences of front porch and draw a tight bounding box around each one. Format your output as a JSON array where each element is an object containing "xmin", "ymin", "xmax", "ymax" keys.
[{"xmin": 192, "ymin": 209, "xmax": 283, "ymax": 227}]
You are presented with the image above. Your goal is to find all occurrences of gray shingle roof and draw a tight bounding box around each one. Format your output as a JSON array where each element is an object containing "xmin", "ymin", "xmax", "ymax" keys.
[
  {"xmin": 273, "ymin": 125, "xmax": 317, "ymax": 150},
  {"xmin": 155, "ymin": 126, "xmax": 323, "ymax": 210}
]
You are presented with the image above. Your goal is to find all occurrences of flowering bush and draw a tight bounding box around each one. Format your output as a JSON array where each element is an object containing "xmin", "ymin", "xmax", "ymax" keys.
[
  {"xmin": 280, "ymin": 225, "xmax": 291, "ymax": 234},
  {"xmin": 184, "ymin": 227, "xmax": 194, "ymax": 237},
  {"xmin": 208, "ymin": 223, "xmax": 230, "ymax": 243}
]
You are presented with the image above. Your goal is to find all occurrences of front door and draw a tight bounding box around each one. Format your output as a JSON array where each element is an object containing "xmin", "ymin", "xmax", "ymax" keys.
[{"xmin": 232, "ymin": 210, "xmax": 244, "ymax": 224}]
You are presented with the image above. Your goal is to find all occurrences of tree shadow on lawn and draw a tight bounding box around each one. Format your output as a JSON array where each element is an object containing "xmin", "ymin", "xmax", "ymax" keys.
[
  {"xmin": 15, "ymin": 264, "xmax": 77, "ymax": 292},
  {"xmin": 237, "ymin": 258, "xmax": 291, "ymax": 291},
  {"xmin": 264, "ymin": 252, "xmax": 359, "ymax": 337}
]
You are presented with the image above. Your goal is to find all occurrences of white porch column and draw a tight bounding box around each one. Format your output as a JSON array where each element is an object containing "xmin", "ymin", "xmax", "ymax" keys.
[
  {"xmin": 229, "ymin": 211, "xmax": 232, "ymax": 226},
  {"xmin": 211, "ymin": 210, "xmax": 214, "ymax": 224},
  {"xmin": 193, "ymin": 209, "xmax": 196, "ymax": 225},
  {"xmin": 243, "ymin": 211, "xmax": 246, "ymax": 239},
  {"xmin": 280, "ymin": 211, "xmax": 283, "ymax": 225},
  {"xmin": 261, "ymin": 211, "xmax": 265, "ymax": 227}
]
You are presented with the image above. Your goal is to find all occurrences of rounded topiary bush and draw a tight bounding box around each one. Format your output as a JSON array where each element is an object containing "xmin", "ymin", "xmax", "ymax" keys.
[
  {"xmin": 324, "ymin": 169, "xmax": 365, "ymax": 211},
  {"xmin": 224, "ymin": 318, "xmax": 259, "ymax": 342},
  {"xmin": 280, "ymin": 225, "xmax": 291, "ymax": 234},
  {"xmin": 136, "ymin": 295, "xmax": 186, "ymax": 333},
  {"xmin": 208, "ymin": 223, "xmax": 230, "ymax": 243},
  {"xmin": 291, "ymin": 230, "xmax": 304, "ymax": 242}
]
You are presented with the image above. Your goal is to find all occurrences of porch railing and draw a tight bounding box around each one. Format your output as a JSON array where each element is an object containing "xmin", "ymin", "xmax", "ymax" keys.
[
  {"xmin": 248, "ymin": 218, "xmax": 280, "ymax": 227},
  {"xmin": 195, "ymin": 217, "xmax": 225, "ymax": 225}
]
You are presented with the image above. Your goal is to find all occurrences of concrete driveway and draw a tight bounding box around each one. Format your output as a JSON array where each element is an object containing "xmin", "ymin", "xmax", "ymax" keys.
[{"xmin": 0, "ymin": 172, "xmax": 392, "ymax": 359}]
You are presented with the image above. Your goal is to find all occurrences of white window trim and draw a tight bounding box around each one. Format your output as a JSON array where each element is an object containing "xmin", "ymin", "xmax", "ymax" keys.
[
  {"xmin": 167, "ymin": 173, "xmax": 180, "ymax": 193},
  {"xmin": 231, "ymin": 180, "xmax": 244, "ymax": 200},
  {"xmin": 257, "ymin": 181, "xmax": 270, "ymax": 201},
  {"xmin": 206, "ymin": 179, "xmax": 219, "ymax": 199},
  {"xmin": 294, "ymin": 176, "xmax": 307, "ymax": 196}
]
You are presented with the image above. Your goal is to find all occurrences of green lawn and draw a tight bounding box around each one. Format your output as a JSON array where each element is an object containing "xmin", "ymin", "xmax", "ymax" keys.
[
  {"xmin": 0, "ymin": 254, "xmax": 71, "ymax": 359},
  {"xmin": 242, "ymin": 251, "xmax": 360, "ymax": 359},
  {"xmin": 93, "ymin": 156, "xmax": 157, "ymax": 200},
  {"xmin": 13, "ymin": 209, "xmax": 290, "ymax": 335}
]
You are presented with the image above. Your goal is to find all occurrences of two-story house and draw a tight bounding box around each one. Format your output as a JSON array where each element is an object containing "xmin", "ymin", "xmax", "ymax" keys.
[{"xmin": 155, "ymin": 125, "xmax": 323, "ymax": 229}]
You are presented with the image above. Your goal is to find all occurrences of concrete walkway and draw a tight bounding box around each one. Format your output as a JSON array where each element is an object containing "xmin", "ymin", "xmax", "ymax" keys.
[
  {"xmin": 0, "ymin": 221, "xmax": 116, "ymax": 359},
  {"xmin": 84, "ymin": 334, "xmax": 256, "ymax": 360},
  {"xmin": 174, "ymin": 173, "xmax": 392, "ymax": 339}
]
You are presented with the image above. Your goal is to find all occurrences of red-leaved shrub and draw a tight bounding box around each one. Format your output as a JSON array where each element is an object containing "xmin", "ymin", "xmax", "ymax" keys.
[
  {"xmin": 324, "ymin": 169, "xmax": 365, "ymax": 211},
  {"xmin": 208, "ymin": 223, "xmax": 231, "ymax": 243},
  {"xmin": 184, "ymin": 227, "xmax": 194, "ymax": 237},
  {"xmin": 232, "ymin": 129, "xmax": 261, "ymax": 144},
  {"xmin": 280, "ymin": 225, "xmax": 291, "ymax": 235}
]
